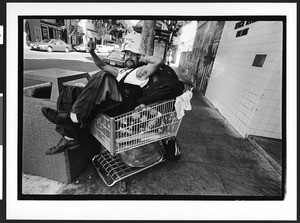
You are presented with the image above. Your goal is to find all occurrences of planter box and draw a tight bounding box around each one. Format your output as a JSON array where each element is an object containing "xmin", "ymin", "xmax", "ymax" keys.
[{"xmin": 23, "ymin": 84, "xmax": 99, "ymax": 183}]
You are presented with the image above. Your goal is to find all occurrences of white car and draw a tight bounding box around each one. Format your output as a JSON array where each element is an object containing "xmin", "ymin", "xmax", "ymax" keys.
[
  {"xmin": 30, "ymin": 39, "xmax": 72, "ymax": 53},
  {"xmin": 106, "ymin": 44, "xmax": 120, "ymax": 52},
  {"xmin": 96, "ymin": 45, "xmax": 109, "ymax": 54}
]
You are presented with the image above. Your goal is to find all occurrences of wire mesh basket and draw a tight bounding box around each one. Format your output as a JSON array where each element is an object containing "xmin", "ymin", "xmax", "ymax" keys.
[
  {"xmin": 89, "ymin": 99, "xmax": 182, "ymax": 155},
  {"xmin": 92, "ymin": 150, "xmax": 165, "ymax": 187}
]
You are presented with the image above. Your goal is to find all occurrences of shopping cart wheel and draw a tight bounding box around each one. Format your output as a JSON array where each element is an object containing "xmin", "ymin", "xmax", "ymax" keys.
[
  {"xmin": 119, "ymin": 180, "xmax": 127, "ymax": 193},
  {"xmin": 177, "ymin": 155, "xmax": 182, "ymax": 163}
]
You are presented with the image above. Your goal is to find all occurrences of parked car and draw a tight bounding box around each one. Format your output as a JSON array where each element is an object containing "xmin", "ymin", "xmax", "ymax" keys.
[
  {"xmin": 96, "ymin": 44, "xmax": 109, "ymax": 54},
  {"xmin": 106, "ymin": 43, "xmax": 120, "ymax": 52},
  {"xmin": 73, "ymin": 43, "xmax": 89, "ymax": 52},
  {"xmin": 30, "ymin": 39, "xmax": 72, "ymax": 53},
  {"xmin": 102, "ymin": 50, "xmax": 125, "ymax": 67}
]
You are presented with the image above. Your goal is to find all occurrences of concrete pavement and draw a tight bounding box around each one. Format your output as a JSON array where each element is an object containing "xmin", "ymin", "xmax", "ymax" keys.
[
  {"xmin": 50, "ymin": 90, "xmax": 282, "ymax": 196},
  {"xmin": 22, "ymin": 57, "xmax": 283, "ymax": 197}
]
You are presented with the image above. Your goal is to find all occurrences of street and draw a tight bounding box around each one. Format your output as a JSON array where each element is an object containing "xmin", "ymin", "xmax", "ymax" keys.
[{"xmin": 23, "ymin": 48, "xmax": 106, "ymax": 87}]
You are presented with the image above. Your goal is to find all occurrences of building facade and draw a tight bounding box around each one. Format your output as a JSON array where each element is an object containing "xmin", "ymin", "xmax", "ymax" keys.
[
  {"xmin": 78, "ymin": 19, "xmax": 101, "ymax": 44},
  {"xmin": 25, "ymin": 19, "xmax": 63, "ymax": 43},
  {"xmin": 25, "ymin": 19, "xmax": 85, "ymax": 46},
  {"xmin": 205, "ymin": 21, "xmax": 282, "ymax": 139},
  {"xmin": 178, "ymin": 20, "xmax": 283, "ymax": 140}
]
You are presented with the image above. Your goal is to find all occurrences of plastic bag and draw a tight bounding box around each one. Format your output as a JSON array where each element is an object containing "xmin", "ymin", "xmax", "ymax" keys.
[
  {"xmin": 162, "ymin": 137, "xmax": 182, "ymax": 161},
  {"xmin": 120, "ymin": 141, "xmax": 165, "ymax": 167}
]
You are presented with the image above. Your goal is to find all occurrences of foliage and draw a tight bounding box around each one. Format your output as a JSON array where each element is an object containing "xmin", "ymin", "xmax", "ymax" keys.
[
  {"xmin": 64, "ymin": 19, "xmax": 80, "ymax": 44},
  {"xmin": 162, "ymin": 20, "xmax": 191, "ymax": 37},
  {"xmin": 94, "ymin": 20, "xmax": 131, "ymax": 44},
  {"xmin": 161, "ymin": 20, "xmax": 191, "ymax": 53}
]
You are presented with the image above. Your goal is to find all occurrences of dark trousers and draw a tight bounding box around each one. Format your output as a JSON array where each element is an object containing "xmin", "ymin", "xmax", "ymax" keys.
[{"xmin": 55, "ymin": 71, "xmax": 123, "ymax": 140}]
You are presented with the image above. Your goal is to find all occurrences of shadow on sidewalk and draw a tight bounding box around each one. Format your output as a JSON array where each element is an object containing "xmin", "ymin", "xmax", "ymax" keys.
[{"xmin": 53, "ymin": 90, "xmax": 283, "ymax": 198}]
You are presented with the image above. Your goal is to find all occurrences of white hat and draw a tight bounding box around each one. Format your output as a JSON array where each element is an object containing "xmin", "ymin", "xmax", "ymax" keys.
[{"xmin": 121, "ymin": 33, "xmax": 142, "ymax": 54}]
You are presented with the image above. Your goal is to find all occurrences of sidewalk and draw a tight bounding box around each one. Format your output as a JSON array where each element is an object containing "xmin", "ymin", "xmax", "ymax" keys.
[{"xmin": 22, "ymin": 89, "xmax": 283, "ymax": 196}]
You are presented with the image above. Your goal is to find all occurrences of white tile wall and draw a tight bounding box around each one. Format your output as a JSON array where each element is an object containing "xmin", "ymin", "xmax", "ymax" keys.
[{"xmin": 205, "ymin": 21, "xmax": 283, "ymax": 139}]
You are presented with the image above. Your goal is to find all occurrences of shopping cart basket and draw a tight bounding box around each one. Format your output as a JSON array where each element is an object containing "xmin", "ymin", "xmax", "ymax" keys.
[{"xmin": 89, "ymin": 85, "xmax": 193, "ymax": 191}]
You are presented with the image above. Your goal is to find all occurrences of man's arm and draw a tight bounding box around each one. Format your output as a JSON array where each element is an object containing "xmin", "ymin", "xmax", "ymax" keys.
[
  {"xmin": 136, "ymin": 55, "xmax": 164, "ymax": 80},
  {"xmin": 87, "ymin": 40, "xmax": 120, "ymax": 78}
]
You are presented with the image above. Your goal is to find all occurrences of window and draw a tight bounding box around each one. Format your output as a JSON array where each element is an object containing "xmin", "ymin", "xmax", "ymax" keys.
[
  {"xmin": 34, "ymin": 27, "xmax": 42, "ymax": 41},
  {"xmin": 252, "ymin": 54, "xmax": 267, "ymax": 67},
  {"xmin": 236, "ymin": 28, "xmax": 249, "ymax": 37},
  {"xmin": 246, "ymin": 21, "xmax": 256, "ymax": 25},
  {"xmin": 234, "ymin": 21, "xmax": 245, "ymax": 29},
  {"xmin": 235, "ymin": 21, "xmax": 256, "ymax": 30},
  {"xmin": 41, "ymin": 25, "xmax": 49, "ymax": 39}
]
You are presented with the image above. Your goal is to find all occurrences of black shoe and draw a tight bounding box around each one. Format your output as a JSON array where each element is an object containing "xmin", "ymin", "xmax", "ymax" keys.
[
  {"xmin": 45, "ymin": 137, "xmax": 79, "ymax": 155},
  {"xmin": 41, "ymin": 107, "xmax": 77, "ymax": 127}
]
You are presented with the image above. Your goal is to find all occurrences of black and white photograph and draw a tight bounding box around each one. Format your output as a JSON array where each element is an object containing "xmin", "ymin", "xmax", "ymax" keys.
[
  {"xmin": 3, "ymin": 1, "xmax": 297, "ymax": 221},
  {"xmin": 21, "ymin": 17, "xmax": 285, "ymax": 197}
]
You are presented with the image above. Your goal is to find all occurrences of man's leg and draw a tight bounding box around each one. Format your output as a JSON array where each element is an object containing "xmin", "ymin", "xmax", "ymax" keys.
[
  {"xmin": 70, "ymin": 71, "xmax": 122, "ymax": 126},
  {"xmin": 41, "ymin": 72, "xmax": 123, "ymax": 154},
  {"xmin": 42, "ymin": 72, "xmax": 122, "ymax": 128},
  {"xmin": 44, "ymin": 136, "xmax": 79, "ymax": 155},
  {"xmin": 42, "ymin": 111, "xmax": 80, "ymax": 155},
  {"xmin": 42, "ymin": 85, "xmax": 83, "ymax": 155}
]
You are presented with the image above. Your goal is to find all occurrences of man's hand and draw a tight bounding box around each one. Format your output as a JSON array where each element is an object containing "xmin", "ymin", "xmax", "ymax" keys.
[
  {"xmin": 88, "ymin": 38, "xmax": 120, "ymax": 77},
  {"xmin": 86, "ymin": 38, "xmax": 96, "ymax": 53}
]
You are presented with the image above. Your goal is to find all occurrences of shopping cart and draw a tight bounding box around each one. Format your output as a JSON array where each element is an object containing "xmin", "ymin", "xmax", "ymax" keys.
[{"xmin": 89, "ymin": 82, "xmax": 193, "ymax": 192}]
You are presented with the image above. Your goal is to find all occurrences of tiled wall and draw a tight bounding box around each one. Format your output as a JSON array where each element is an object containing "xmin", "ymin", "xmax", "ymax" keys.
[{"xmin": 205, "ymin": 21, "xmax": 282, "ymax": 139}]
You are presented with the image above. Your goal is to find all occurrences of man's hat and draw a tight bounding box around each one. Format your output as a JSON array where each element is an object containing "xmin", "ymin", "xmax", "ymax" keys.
[{"xmin": 121, "ymin": 33, "xmax": 142, "ymax": 55}]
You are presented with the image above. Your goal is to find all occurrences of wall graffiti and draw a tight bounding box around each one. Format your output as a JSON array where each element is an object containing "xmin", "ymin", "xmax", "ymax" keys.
[{"xmin": 189, "ymin": 21, "xmax": 225, "ymax": 93}]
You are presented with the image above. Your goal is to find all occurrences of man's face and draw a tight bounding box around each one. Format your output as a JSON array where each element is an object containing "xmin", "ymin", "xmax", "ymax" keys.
[{"xmin": 124, "ymin": 51, "xmax": 139, "ymax": 68}]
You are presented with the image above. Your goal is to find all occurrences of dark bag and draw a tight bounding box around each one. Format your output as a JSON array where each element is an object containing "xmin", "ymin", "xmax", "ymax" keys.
[
  {"xmin": 120, "ymin": 141, "xmax": 165, "ymax": 167},
  {"xmin": 162, "ymin": 137, "xmax": 182, "ymax": 161},
  {"xmin": 137, "ymin": 64, "xmax": 184, "ymax": 104}
]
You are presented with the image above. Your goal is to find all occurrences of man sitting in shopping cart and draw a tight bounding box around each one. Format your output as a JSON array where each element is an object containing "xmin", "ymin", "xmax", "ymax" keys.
[{"xmin": 41, "ymin": 34, "xmax": 165, "ymax": 155}]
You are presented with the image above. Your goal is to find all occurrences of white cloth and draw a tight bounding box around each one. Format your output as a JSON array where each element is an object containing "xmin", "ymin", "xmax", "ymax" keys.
[
  {"xmin": 117, "ymin": 68, "xmax": 149, "ymax": 88},
  {"xmin": 175, "ymin": 91, "xmax": 193, "ymax": 119}
]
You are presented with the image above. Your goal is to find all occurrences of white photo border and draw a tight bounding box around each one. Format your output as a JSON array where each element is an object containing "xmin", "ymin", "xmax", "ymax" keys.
[{"xmin": 6, "ymin": 2, "xmax": 297, "ymax": 221}]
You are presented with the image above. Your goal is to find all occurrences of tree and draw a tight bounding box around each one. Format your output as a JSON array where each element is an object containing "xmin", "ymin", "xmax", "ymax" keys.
[
  {"xmin": 95, "ymin": 20, "xmax": 114, "ymax": 45},
  {"xmin": 109, "ymin": 20, "xmax": 130, "ymax": 45},
  {"xmin": 95, "ymin": 20, "xmax": 130, "ymax": 45},
  {"xmin": 139, "ymin": 20, "xmax": 156, "ymax": 56},
  {"xmin": 137, "ymin": 20, "xmax": 190, "ymax": 59},
  {"xmin": 64, "ymin": 19, "xmax": 80, "ymax": 44},
  {"xmin": 162, "ymin": 20, "xmax": 190, "ymax": 47}
]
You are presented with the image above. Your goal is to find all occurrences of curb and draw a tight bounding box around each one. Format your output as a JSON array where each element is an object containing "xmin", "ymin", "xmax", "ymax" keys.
[{"xmin": 247, "ymin": 136, "xmax": 282, "ymax": 175}]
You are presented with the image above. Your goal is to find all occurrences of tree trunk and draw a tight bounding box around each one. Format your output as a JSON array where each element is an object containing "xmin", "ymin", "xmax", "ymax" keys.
[
  {"xmin": 64, "ymin": 19, "xmax": 71, "ymax": 44},
  {"xmin": 140, "ymin": 20, "xmax": 156, "ymax": 56},
  {"xmin": 65, "ymin": 19, "xmax": 77, "ymax": 45}
]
